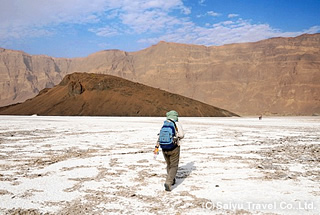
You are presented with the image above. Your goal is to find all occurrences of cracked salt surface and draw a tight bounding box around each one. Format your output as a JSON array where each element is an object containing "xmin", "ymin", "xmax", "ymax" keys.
[{"xmin": 0, "ymin": 116, "xmax": 319, "ymax": 214}]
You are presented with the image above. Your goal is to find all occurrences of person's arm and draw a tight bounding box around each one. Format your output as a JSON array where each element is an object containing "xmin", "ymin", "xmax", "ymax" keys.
[
  {"xmin": 176, "ymin": 122, "xmax": 184, "ymax": 139},
  {"xmin": 155, "ymin": 141, "xmax": 160, "ymax": 148},
  {"xmin": 154, "ymin": 137, "xmax": 160, "ymax": 154}
]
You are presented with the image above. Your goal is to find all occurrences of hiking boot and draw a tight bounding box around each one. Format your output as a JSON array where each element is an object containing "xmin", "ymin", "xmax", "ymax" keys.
[
  {"xmin": 172, "ymin": 178, "xmax": 176, "ymax": 186},
  {"xmin": 164, "ymin": 183, "xmax": 171, "ymax": 191}
]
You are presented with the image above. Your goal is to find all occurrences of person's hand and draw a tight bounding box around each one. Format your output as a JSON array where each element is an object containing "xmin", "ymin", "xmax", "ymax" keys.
[{"xmin": 154, "ymin": 147, "xmax": 159, "ymax": 154}]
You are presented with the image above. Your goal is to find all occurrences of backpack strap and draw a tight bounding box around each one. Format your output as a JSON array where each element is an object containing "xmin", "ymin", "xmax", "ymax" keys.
[{"xmin": 167, "ymin": 119, "xmax": 178, "ymax": 133}]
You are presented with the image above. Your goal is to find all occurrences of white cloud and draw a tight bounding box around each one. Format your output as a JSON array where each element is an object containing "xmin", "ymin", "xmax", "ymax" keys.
[
  {"xmin": 0, "ymin": 0, "xmax": 110, "ymax": 42},
  {"xmin": 199, "ymin": 0, "xmax": 206, "ymax": 6},
  {"xmin": 220, "ymin": 21, "xmax": 234, "ymax": 26},
  {"xmin": 89, "ymin": 26, "xmax": 119, "ymax": 37},
  {"xmin": 302, "ymin": 25, "xmax": 320, "ymax": 34},
  {"xmin": 120, "ymin": 9, "xmax": 181, "ymax": 34},
  {"xmin": 197, "ymin": 10, "xmax": 221, "ymax": 18},
  {"xmin": 0, "ymin": 0, "xmax": 107, "ymax": 26},
  {"xmin": 207, "ymin": 11, "xmax": 221, "ymax": 17},
  {"xmin": 0, "ymin": 25, "xmax": 53, "ymax": 41},
  {"xmin": 0, "ymin": 0, "xmax": 319, "ymax": 54},
  {"xmin": 138, "ymin": 18, "xmax": 320, "ymax": 47},
  {"xmin": 0, "ymin": 0, "xmax": 191, "ymax": 42},
  {"xmin": 87, "ymin": 0, "xmax": 190, "ymax": 36},
  {"xmin": 228, "ymin": 13, "xmax": 239, "ymax": 18}
]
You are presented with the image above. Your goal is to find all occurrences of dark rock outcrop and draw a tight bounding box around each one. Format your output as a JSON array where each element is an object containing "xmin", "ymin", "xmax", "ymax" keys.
[{"xmin": 0, "ymin": 73, "xmax": 238, "ymax": 117}]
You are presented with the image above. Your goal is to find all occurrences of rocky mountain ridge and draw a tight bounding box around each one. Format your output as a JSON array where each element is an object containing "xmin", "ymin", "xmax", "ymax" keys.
[
  {"xmin": 0, "ymin": 73, "xmax": 238, "ymax": 117},
  {"xmin": 0, "ymin": 33, "xmax": 319, "ymax": 115}
]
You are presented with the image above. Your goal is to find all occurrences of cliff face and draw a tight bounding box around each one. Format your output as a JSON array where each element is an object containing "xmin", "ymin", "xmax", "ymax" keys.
[
  {"xmin": 0, "ymin": 48, "xmax": 69, "ymax": 106},
  {"xmin": 131, "ymin": 35, "xmax": 320, "ymax": 116},
  {"xmin": 1, "ymin": 33, "xmax": 319, "ymax": 115},
  {"xmin": 0, "ymin": 73, "xmax": 237, "ymax": 117}
]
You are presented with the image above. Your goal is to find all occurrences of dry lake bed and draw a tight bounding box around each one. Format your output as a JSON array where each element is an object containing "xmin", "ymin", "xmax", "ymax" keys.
[{"xmin": 0, "ymin": 116, "xmax": 319, "ymax": 214}]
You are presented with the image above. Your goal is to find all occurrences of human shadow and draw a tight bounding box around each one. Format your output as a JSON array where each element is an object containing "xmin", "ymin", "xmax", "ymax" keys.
[{"xmin": 173, "ymin": 161, "xmax": 196, "ymax": 190}]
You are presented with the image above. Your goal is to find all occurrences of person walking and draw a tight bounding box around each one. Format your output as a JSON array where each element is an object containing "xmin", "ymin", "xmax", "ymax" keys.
[{"xmin": 154, "ymin": 110, "xmax": 184, "ymax": 191}]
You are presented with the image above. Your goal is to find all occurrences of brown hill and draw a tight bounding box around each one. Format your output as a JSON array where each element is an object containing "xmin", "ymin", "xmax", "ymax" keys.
[
  {"xmin": 0, "ymin": 73, "xmax": 238, "ymax": 117},
  {"xmin": 1, "ymin": 33, "xmax": 320, "ymax": 115}
]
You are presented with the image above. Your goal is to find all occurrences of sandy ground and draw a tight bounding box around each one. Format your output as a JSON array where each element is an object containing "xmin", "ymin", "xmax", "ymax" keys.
[{"xmin": 0, "ymin": 116, "xmax": 319, "ymax": 215}]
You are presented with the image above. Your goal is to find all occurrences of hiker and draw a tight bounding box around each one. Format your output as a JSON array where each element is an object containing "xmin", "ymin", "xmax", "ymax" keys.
[{"xmin": 154, "ymin": 110, "xmax": 184, "ymax": 191}]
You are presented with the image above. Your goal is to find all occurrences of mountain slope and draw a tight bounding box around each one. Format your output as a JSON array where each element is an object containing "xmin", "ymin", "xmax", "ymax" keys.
[
  {"xmin": 1, "ymin": 33, "xmax": 319, "ymax": 115},
  {"xmin": 0, "ymin": 73, "xmax": 238, "ymax": 117}
]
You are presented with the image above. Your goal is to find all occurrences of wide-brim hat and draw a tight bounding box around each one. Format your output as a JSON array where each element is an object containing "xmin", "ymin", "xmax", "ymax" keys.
[{"xmin": 166, "ymin": 110, "xmax": 178, "ymax": 121}]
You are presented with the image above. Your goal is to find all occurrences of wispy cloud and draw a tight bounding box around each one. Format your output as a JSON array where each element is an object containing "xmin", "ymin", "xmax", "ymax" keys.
[
  {"xmin": 89, "ymin": 26, "xmax": 120, "ymax": 37},
  {"xmin": 0, "ymin": 0, "xmax": 109, "ymax": 42},
  {"xmin": 0, "ymin": 0, "xmax": 190, "ymax": 41},
  {"xmin": 0, "ymin": 0, "xmax": 107, "ymax": 26},
  {"xmin": 87, "ymin": 0, "xmax": 191, "ymax": 37},
  {"xmin": 228, "ymin": 13, "xmax": 239, "ymax": 18},
  {"xmin": 207, "ymin": 11, "xmax": 221, "ymax": 17},
  {"xmin": 197, "ymin": 10, "xmax": 221, "ymax": 18},
  {"xmin": 138, "ymin": 18, "xmax": 320, "ymax": 47},
  {"xmin": 0, "ymin": 0, "xmax": 319, "ymax": 55},
  {"xmin": 198, "ymin": 0, "xmax": 206, "ymax": 6}
]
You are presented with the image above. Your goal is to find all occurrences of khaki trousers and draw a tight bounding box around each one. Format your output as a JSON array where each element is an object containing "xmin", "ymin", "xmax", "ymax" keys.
[{"xmin": 162, "ymin": 146, "xmax": 180, "ymax": 186}]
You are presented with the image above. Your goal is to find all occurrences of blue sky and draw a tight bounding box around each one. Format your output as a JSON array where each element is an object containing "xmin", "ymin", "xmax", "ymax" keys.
[{"xmin": 0, "ymin": 0, "xmax": 319, "ymax": 58}]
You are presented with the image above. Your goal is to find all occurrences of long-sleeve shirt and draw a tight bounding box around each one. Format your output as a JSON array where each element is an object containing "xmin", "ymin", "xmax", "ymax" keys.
[{"xmin": 175, "ymin": 121, "xmax": 184, "ymax": 143}]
